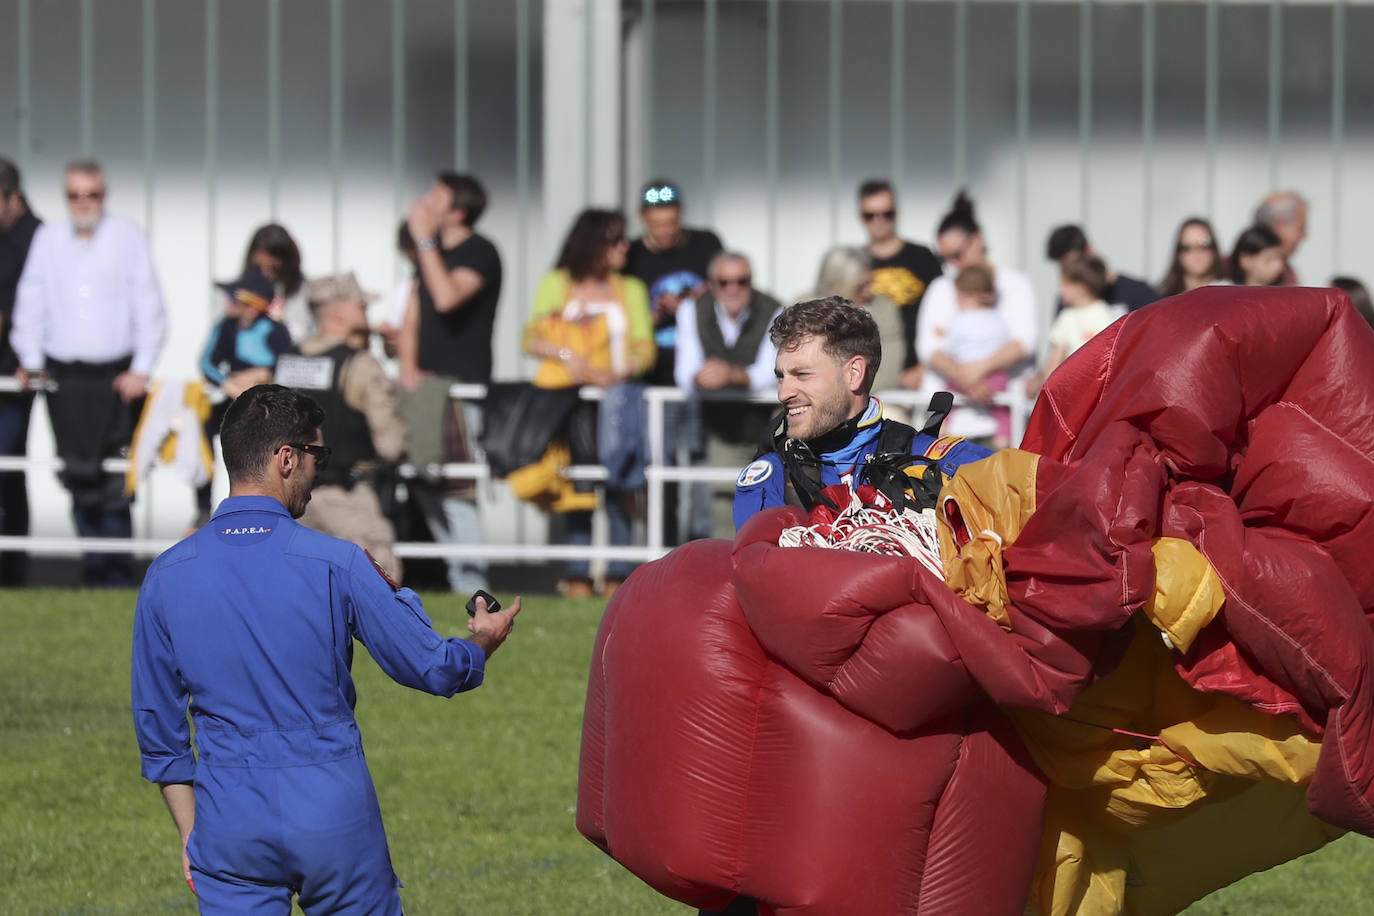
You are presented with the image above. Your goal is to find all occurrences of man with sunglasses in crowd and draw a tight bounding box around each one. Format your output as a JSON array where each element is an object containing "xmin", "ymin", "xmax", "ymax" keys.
[
  {"xmin": 132, "ymin": 383, "xmax": 521, "ymax": 914},
  {"xmin": 674, "ymin": 251, "xmax": 782, "ymax": 540},
  {"xmin": 857, "ymin": 179, "xmax": 942, "ymax": 391},
  {"xmin": 11, "ymin": 158, "xmax": 166, "ymax": 586}
]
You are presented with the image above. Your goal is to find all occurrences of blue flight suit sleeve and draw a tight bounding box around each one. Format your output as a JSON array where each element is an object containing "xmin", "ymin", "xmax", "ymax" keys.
[
  {"xmin": 733, "ymin": 452, "xmax": 786, "ymax": 532},
  {"xmin": 130, "ymin": 569, "xmax": 196, "ymax": 785},
  {"xmin": 342, "ymin": 547, "xmax": 486, "ymax": 697}
]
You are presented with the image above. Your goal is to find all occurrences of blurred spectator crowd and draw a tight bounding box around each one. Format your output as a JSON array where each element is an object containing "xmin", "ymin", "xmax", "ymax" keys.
[{"xmin": 0, "ymin": 154, "xmax": 1370, "ymax": 594}]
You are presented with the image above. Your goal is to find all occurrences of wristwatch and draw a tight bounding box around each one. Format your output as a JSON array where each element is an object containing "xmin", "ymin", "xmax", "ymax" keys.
[{"xmin": 416, "ymin": 237, "xmax": 438, "ymax": 252}]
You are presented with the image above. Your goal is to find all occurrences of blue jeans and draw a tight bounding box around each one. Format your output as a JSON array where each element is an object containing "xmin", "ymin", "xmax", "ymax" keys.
[
  {"xmin": 564, "ymin": 492, "xmax": 635, "ymax": 582},
  {"xmin": 564, "ymin": 384, "xmax": 645, "ymax": 581},
  {"xmin": 71, "ymin": 473, "xmax": 134, "ymax": 587}
]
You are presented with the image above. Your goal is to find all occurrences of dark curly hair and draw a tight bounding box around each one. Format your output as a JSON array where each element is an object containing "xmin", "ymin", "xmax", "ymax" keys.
[
  {"xmin": 769, "ymin": 296, "xmax": 882, "ymax": 392},
  {"xmin": 243, "ymin": 224, "xmax": 304, "ymax": 298},
  {"xmin": 220, "ymin": 384, "xmax": 325, "ymax": 483},
  {"xmin": 554, "ymin": 208, "xmax": 626, "ymax": 281}
]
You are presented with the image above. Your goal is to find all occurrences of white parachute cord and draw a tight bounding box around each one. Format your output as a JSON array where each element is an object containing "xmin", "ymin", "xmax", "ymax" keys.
[{"xmin": 779, "ymin": 489, "xmax": 945, "ymax": 579}]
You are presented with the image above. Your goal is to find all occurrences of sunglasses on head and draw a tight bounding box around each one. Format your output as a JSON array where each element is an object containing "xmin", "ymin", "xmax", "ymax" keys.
[
  {"xmin": 712, "ymin": 275, "xmax": 751, "ymax": 289},
  {"xmin": 642, "ymin": 185, "xmax": 679, "ymax": 206},
  {"xmin": 66, "ymin": 190, "xmax": 105, "ymax": 202},
  {"xmin": 861, "ymin": 209, "xmax": 896, "ymax": 222}
]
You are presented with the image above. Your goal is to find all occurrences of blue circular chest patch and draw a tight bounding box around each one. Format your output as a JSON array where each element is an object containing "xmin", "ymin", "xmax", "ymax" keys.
[{"xmin": 737, "ymin": 459, "xmax": 774, "ymax": 488}]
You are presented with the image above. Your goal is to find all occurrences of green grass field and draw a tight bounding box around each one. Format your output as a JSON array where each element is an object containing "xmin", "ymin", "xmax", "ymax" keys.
[{"xmin": 2, "ymin": 588, "xmax": 1372, "ymax": 915}]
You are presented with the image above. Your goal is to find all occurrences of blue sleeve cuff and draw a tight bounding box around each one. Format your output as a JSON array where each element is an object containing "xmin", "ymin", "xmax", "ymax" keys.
[{"xmin": 141, "ymin": 752, "xmax": 196, "ymax": 785}]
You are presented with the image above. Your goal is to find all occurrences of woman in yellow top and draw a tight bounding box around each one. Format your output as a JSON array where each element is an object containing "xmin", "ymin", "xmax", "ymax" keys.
[{"xmin": 525, "ymin": 208, "xmax": 656, "ymax": 598}]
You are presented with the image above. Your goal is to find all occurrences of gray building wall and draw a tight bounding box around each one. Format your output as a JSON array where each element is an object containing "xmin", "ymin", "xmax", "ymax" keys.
[{"xmin": 3, "ymin": 0, "xmax": 1370, "ymax": 545}]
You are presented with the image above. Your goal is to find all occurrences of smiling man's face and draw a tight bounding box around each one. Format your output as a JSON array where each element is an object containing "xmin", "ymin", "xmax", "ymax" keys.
[{"xmin": 775, "ymin": 334, "xmax": 866, "ymax": 442}]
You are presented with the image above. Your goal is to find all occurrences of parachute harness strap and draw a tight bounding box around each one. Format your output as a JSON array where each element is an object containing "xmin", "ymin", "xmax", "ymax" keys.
[{"xmin": 778, "ymin": 486, "xmax": 945, "ymax": 579}]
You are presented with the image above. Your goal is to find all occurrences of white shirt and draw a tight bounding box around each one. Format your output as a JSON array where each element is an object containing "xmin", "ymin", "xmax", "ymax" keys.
[
  {"xmin": 940, "ymin": 307, "xmax": 1010, "ymax": 364},
  {"xmin": 674, "ymin": 296, "xmax": 781, "ymax": 393},
  {"xmin": 1048, "ymin": 300, "xmax": 1124, "ymax": 357},
  {"xmin": 11, "ymin": 214, "xmax": 166, "ymax": 374},
  {"xmin": 916, "ymin": 266, "xmax": 1039, "ymax": 388}
]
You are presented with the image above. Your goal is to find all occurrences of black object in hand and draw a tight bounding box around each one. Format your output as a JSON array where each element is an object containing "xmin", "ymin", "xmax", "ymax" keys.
[{"xmin": 466, "ymin": 589, "xmax": 502, "ymax": 617}]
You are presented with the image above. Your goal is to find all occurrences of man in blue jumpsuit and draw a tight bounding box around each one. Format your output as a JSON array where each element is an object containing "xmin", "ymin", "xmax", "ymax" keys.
[
  {"xmin": 734, "ymin": 295, "xmax": 991, "ymax": 529},
  {"xmin": 131, "ymin": 384, "xmax": 521, "ymax": 915}
]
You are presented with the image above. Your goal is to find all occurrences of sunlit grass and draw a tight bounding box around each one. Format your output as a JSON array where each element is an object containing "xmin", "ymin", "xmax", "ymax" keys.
[{"xmin": 0, "ymin": 588, "xmax": 1368, "ymax": 914}]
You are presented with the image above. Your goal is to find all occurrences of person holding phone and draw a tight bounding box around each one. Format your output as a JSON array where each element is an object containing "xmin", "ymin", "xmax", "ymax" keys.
[{"xmin": 131, "ymin": 384, "xmax": 520, "ymax": 914}]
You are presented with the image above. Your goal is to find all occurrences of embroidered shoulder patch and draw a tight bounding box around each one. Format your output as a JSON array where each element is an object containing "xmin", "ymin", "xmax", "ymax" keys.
[
  {"xmin": 737, "ymin": 459, "xmax": 774, "ymax": 488},
  {"xmin": 365, "ymin": 549, "xmax": 401, "ymax": 591},
  {"xmin": 924, "ymin": 435, "xmax": 967, "ymax": 460}
]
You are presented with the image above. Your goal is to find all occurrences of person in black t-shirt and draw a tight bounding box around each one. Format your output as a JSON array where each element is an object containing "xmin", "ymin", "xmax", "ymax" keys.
[
  {"xmin": 856, "ymin": 179, "xmax": 943, "ymax": 390},
  {"xmin": 402, "ymin": 174, "xmax": 503, "ymax": 387},
  {"xmin": 1045, "ymin": 224, "xmax": 1161, "ymax": 313},
  {"xmin": 399, "ymin": 171, "xmax": 503, "ymax": 594},
  {"xmin": 624, "ymin": 179, "xmax": 724, "ymax": 387},
  {"xmin": 0, "ymin": 158, "xmax": 39, "ymax": 585},
  {"xmin": 624, "ymin": 179, "xmax": 724, "ymax": 545}
]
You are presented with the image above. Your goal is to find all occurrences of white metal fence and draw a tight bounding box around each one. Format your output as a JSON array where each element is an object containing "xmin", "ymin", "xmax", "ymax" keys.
[{"xmin": 0, "ymin": 379, "xmax": 1030, "ymax": 566}]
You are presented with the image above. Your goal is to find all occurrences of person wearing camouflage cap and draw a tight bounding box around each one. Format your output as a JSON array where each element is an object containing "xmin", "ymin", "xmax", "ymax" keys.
[{"xmin": 273, "ymin": 272, "xmax": 407, "ymax": 579}]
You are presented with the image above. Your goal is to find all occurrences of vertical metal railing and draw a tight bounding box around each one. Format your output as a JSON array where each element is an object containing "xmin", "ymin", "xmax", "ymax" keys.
[
  {"xmin": 142, "ymin": 0, "xmax": 157, "ymax": 236},
  {"xmin": 1142, "ymin": 0, "xmax": 1156, "ymax": 272},
  {"xmin": 828, "ymin": 0, "xmax": 843, "ymax": 247},
  {"xmin": 16, "ymin": 0, "xmax": 31, "ymax": 174},
  {"xmin": 641, "ymin": 0, "xmax": 655, "ymax": 172},
  {"xmin": 206, "ymin": 0, "xmax": 219, "ymax": 282},
  {"xmin": 889, "ymin": 0, "xmax": 906, "ymax": 190},
  {"xmin": 703, "ymin": 0, "xmax": 718, "ymax": 226},
  {"xmin": 1268, "ymin": 0, "xmax": 1283, "ymax": 188},
  {"xmin": 329, "ymin": 0, "xmax": 343, "ymax": 272},
  {"xmin": 515, "ymin": 0, "xmax": 532, "ymax": 334},
  {"xmin": 1205, "ymin": 0, "xmax": 1219, "ymax": 220},
  {"xmin": 1015, "ymin": 0, "xmax": 1030, "ymax": 269},
  {"xmin": 80, "ymin": 0, "xmax": 93, "ymax": 156},
  {"xmin": 952, "ymin": 0, "xmax": 967, "ymax": 191},
  {"xmin": 454, "ymin": 0, "xmax": 469, "ymax": 169},
  {"xmin": 765, "ymin": 0, "xmax": 780, "ymax": 294},
  {"xmin": 268, "ymin": 0, "xmax": 281, "ymax": 219},
  {"xmin": 1079, "ymin": 0, "xmax": 1093, "ymax": 222},
  {"xmin": 1331, "ymin": 0, "xmax": 1345, "ymax": 269},
  {"xmin": 393, "ymin": 0, "xmax": 407, "ymax": 242}
]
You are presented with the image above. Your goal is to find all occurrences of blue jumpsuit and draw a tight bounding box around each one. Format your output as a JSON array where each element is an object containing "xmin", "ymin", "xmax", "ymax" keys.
[
  {"xmin": 131, "ymin": 495, "xmax": 487, "ymax": 914},
  {"xmin": 733, "ymin": 398, "xmax": 993, "ymax": 529}
]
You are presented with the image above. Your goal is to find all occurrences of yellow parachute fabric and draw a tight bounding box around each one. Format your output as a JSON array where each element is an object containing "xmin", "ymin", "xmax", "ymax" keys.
[{"xmin": 933, "ymin": 449, "xmax": 1338, "ymax": 916}]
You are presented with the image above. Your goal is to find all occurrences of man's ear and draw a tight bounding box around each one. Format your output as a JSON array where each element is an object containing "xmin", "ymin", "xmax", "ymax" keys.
[
  {"xmin": 274, "ymin": 444, "xmax": 295, "ymax": 479},
  {"xmin": 845, "ymin": 355, "xmax": 868, "ymax": 394}
]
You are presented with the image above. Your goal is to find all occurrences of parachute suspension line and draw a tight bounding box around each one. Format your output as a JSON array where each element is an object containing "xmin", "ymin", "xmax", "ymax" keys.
[{"xmin": 778, "ymin": 488, "xmax": 945, "ymax": 580}]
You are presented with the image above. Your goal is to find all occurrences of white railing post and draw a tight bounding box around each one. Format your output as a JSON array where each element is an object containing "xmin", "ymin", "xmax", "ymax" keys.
[{"xmin": 644, "ymin": 386, "xmax": 667, "ymax": 557}]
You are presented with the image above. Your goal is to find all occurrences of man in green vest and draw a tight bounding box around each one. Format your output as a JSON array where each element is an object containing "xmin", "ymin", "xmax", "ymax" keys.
[{"xmin": 673, "ymin": 252, "xmax": 783, "ymax": 540}]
